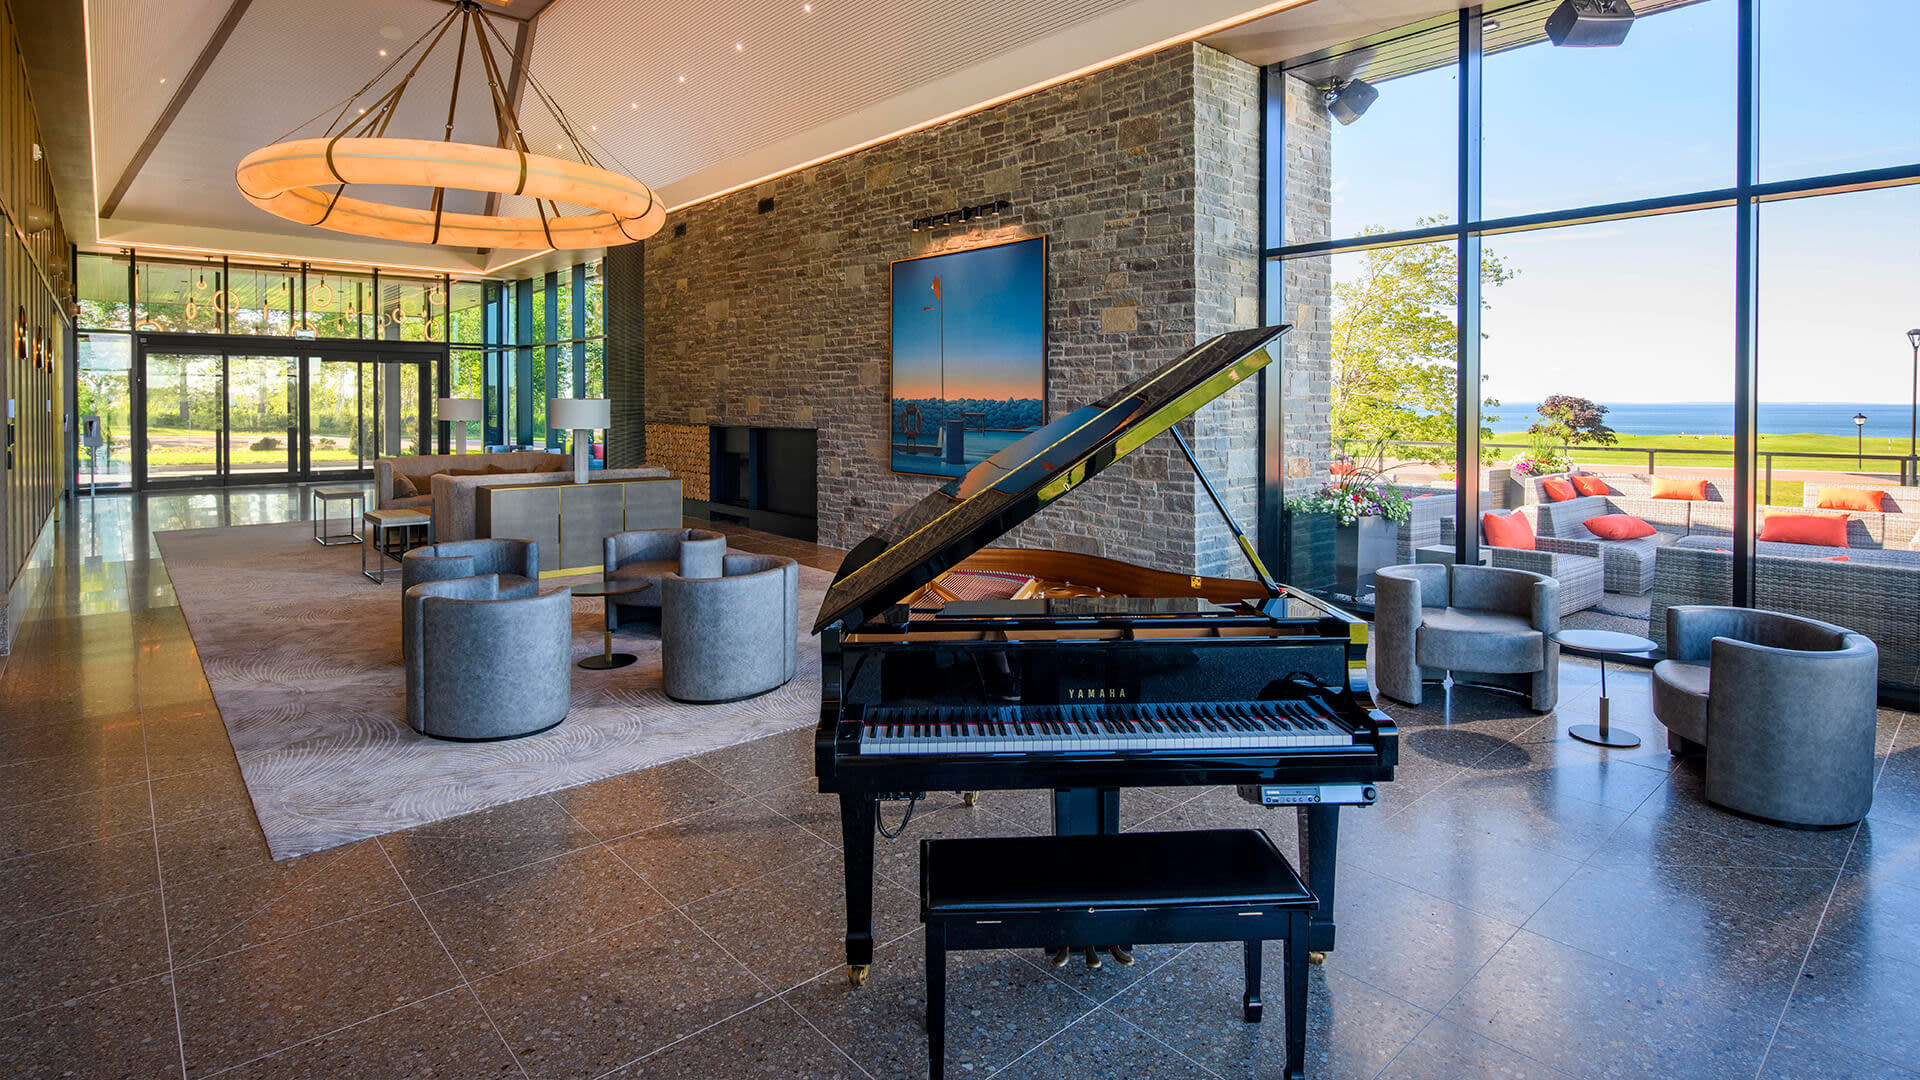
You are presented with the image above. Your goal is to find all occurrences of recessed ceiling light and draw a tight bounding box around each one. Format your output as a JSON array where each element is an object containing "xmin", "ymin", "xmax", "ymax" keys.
[
  {"xmin": 803, "ymin": 2, "xmax": 812, "ymax": 11},
  {"xmin": 735, "ymin": 42, "xmax": 744, "ymax": 51},
  {"xmin": 378, "ymin": 49, "xmax": 388, "ymax": 56},
  {"xmin": 1483, "ymin": 17, "xmax": 1502, "ymax": 30},
  {"xmin": 630, "ymin": 102, "xmax": 638, "ymax": 108},
  {"xmin": 159, "ymin": 77, "xmax": 167, "ymax": 83},
  {"xmin": 677, "ymin": 75, "xmax": 686, "ymax": 83},
  {"xmin": 589, "ymin": 124, "xmax": 597, "ymax": 131}
]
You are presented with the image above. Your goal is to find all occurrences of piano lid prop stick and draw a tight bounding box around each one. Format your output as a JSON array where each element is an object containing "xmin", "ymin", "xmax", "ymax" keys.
[{"xmin": 1169, "ymin": 426, "xmax": 1281, "ymax": 597}]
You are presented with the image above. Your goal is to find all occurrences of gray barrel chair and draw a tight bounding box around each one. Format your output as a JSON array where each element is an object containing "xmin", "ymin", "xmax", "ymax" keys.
[
  {"xmin": 1374, "ymin": 562, "xmax": 1561, "ymax": 712},
  {"xmin": 603, "ymin": 528, "xmax": 726, "ymax": 630},
  {"xmin": 401, "ymin": 575, "xmax": 571, "ymax": 740},
  {"xmin": 398, "ymin": 538, "xmax": 539, "ymax": 663},
  {"xmin": 1652, "ymin": 605, "xmax": 1878, "ymax": 827},
  {"xmin": 661, "ymin": 553, "xmax": 800, "ymax": 703}
]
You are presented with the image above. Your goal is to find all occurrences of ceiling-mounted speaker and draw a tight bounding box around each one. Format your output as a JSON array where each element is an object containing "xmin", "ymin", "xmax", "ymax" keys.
[
  {"xmin": 1324, "ymin": 79, "xmax": 1378, "ymax": 125},
  {"xmin": 1545, "ymin": 0, "xmax": 1636, "ymax": 47}
]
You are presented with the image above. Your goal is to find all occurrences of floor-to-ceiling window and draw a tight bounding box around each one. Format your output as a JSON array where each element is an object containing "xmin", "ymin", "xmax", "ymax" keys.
[
  {"xmin": 1263, "ymin": 0, "xmax": 1920, "ymax": 698},
  {"xmin": 482, "ymin": 260, "xmax": 606, "ymax": 455}
]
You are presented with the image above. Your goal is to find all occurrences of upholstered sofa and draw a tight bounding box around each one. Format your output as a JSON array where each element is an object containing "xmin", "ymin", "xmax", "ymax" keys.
[
  {"xmin": 376, "ymin": 452, "xmax": 567, "ymax": 511},
  {"xmin": 1648, "ymin": 543, "xmax": 1919, "ymax": 692}
]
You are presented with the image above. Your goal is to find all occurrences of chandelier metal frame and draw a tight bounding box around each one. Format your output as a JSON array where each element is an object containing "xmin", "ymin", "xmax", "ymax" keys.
[{"xmin": 236, "ymin": 0, "xmax": 662, "ymax": 250}]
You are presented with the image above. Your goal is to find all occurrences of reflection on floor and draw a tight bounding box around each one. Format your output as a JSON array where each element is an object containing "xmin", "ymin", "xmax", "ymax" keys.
[{"xmin": 2, "ymin": 485, "xmax": 1918, "ymax": 1080}]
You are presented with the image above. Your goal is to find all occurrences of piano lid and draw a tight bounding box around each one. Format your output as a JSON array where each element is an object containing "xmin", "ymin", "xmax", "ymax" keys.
[{"xmin": 814, "ymin": 325, "xmax": 1291, "ymax": 634}]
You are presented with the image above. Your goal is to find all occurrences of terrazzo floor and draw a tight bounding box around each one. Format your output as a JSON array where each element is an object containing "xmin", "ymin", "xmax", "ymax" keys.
[{"xmin": 2, "ymin": 486, "xmax": 1918, "ymax": 1080}]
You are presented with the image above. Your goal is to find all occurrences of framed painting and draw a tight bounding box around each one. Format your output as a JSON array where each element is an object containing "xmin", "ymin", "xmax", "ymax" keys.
[{"xmin": 889, "ymin": 234, "xmax": 1046, "ymax": 478}]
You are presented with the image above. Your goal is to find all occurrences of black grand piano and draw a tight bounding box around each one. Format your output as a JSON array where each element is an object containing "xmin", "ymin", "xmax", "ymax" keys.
[{"xmin": 814, "ymin": 326, "xmax": 1397, "ymax": 985}]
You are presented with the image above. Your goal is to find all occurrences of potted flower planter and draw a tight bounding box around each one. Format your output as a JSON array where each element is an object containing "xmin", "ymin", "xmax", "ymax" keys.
[{"xmin": 1334, "ymin": 514, "xmax": 1397, "ymax": 601}]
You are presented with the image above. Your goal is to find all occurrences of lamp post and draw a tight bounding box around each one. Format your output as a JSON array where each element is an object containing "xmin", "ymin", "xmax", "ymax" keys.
[
  {"xmin": 1908, "ymin": 328, "xmax": 1920, "ymax": 482},
  {"xmin": 1855, "ymin": 411, "xmax": 1868, "ymax": 470}
]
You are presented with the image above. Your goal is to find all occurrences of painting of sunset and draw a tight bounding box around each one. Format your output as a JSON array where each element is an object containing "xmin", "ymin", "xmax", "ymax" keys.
[{"xmin": 890, "ymin": 235, "xmax": 1046, "ymax": 478}]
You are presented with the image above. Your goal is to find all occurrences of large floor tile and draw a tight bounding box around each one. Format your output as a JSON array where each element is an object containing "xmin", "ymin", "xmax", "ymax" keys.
[
  {"xmin": 0, "ymin": 827, "xmax": 158, "ymax": 923},
  {"xmin": 148, "ymin": 763, "xmax": 254, "ymax": 826},
  {"xmin": 174, "ymin": 901, "xmax": 463, "ymax": 1077},
  {"xmin": 1439, "ymin": 930, "xmax": 1779, "ymax": 1080},
  {"xmin": 553, "ymin": 758, "xmax": 748, "ymax": 840},
  {"xmin": 609, "ymin": 998, "xmax": 863, "ymax": 1080},
  {"xmin": 474, "ymin": 910, "xmax": 769, "ymax": 1080},
  {"xmin": 785, "ymin": 933, "xmax": 1101, "ymax": 1080},
  {"xmin": 0, "ymin": 748, "xmax": 150, "ymax": 810},
  {"xmin": 607, "ymin": 797, "xmax": 831, "ymax": 905},
  {"xmin": 992, "ymin": 1007, "xmax": 1215, "ymax": 1079},
  {"xmin": 415, "ymin": 845, "xmax": 669, "ymax": 979},
  {"xmin": 0, "ymin": 891, "xmax": 171, "ymax": 1019},
  {"xmin": 0, "ymin": 973, "xmax": 182, "ymax": 1080},
  {"xmin": 1109, "ymin": 940, "xmax": 1431, "ymax": 1080},
  {"xmin": 379, "ymin": 796, "xmax": 601, "ymax": 895},
  {"xmin": 688, "ymin": 727, "xmax": 816, "ymax": 796},
  {"xmin": 155, "ymin": 807, "xmax": 273, "ymax": 886},
  {"xmin": 199, "ymin": 987, "xmax": 522, "ymax": 1080},
  {"xmin": 1376, "ymin": 1017, "xmax": 1574, "ymax": 1080},
  {"xmin": 1780, "ymin": 932, "xmax": 1920, "ymax": 1073},
  {"xmin": 1315, "ymin": 864, "xmax": 1517, "ymax": 1011},
  {"xmin": 163, "ymin": 839, "xmax": 409, "ymax": 963},
  {"xmin": 1758, "ymin": 1029, "xmax": 1920, "ymax": 1080},
  {"xmin": 755, "ymin": 779, "xmax": 852, "ymax": 846},
  {"xmin": 1338, "ymin": 815, "xmax": 1585, "ymax": 926},
  {"xmin": 683, "ymin": 852, "xmax": 920, "ymax": 993}
]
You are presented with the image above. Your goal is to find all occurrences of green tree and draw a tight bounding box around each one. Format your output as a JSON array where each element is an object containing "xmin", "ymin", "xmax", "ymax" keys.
[
  {"xmin": 1330, "ymin": 220, "xmax": 1513, "ymax": 465},
  {"xmin": 1530, "ymin": 393, "xmax": 1618, "ymax": 447}
]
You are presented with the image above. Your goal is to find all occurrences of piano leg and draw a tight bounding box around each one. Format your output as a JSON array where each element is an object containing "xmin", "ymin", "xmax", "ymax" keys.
[
  {"xmin": 840, "ymin": 794, "xmax": 876, "ymax": 986},
  {"xmin": 1052, "ymin": 787, "xmax": 1121, "ymax": 835},
  {"xmin": 1297, "ymin": 804, "xmax": 1339, "ymax": 961}
]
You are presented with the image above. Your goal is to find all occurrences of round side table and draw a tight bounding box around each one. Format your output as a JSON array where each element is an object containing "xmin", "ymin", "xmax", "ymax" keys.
[
  {"xmin": 568, "ymin": 578, "xmax": 651, "ymax": 670},
  {"xmin": 1551, "ymin": 628, "xmax": 1657, "ymax": 749}
]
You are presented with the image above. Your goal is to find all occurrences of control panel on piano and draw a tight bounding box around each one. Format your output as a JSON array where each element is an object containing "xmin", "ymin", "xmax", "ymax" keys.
[{"xmin": 856, "ymin": 698, "xmax": 1354, "ymax": 755}]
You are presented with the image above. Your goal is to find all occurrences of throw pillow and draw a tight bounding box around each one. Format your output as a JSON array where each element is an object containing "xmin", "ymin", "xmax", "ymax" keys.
[
  {"xmin": 1571, "ymin": 474, "xmax": 1609, "ymax": 497},
  {"xmin": 1816, "ymin": 486, "xmax": 1885, "ymax": 513},
  {"xmin": 1819, "ymin": 555, "xmax": 1850, "ymax": 562},
  {"xmin": 1583, "ymin": 514, "xmax": 1656, "ymax": 541},
  {"xmin": 1482, "ymin": 510, "xmax": 1535, "ymax": 550},
  {"xmin": 484, "ymin": 463, "xmax": 515, "ymax": 474},
  {"xmin": 390, "ymin": 471, "xmax": 419, "ymax": 498},
  {"xmin": 1650, "ymin": 476, "xmax": 1708, "ymax": 501},
  {"xmin": 1541, "ymin": 478, "xmax": 1577, "ymax": 502},
  {"xmin": 1758, "ymin": 510, "xmax": 1849, "ymax": 547}
]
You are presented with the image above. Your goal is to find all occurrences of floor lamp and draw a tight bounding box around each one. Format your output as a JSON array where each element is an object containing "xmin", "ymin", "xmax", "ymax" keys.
[
  {"xmin": 550, "ymin": 397, "xmax": 610, "ymax": 484},
  {"xmin": 437, "ymin": 398, "xmax": 482, "ymax": 454}
]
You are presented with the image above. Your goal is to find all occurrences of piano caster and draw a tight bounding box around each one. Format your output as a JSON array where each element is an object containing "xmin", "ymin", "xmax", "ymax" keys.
[
  {"xmin": 962, "ymin": 791, "xmax": 979, "ymax": 807},
  {"xmin": 847, "ymin": 964, "xmax": 870, "ymax": 987},
  {"xmin": 1106, "ymin": 946, "xmax": 1135, "ymax": 966},
  {"xmin": 1307, "ymin": 951, "xmax": 1326, "ymax": 965}
]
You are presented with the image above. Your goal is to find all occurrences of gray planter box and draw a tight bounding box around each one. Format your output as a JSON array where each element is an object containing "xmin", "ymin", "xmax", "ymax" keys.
[{"xmin": 1335, "ymin": 514, "xmax": 1398, "ymax": 602}]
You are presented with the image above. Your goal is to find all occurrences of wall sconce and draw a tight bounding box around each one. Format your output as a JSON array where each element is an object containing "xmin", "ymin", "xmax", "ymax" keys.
[{"xmin": 907, "ymin": 200, "xmax": 1014, "ymax": 232}]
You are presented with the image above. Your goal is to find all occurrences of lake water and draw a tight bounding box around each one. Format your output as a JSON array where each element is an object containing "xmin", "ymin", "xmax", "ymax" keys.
[{"xmin": 1519, "ymin": 402, "xmax": 1915, "ymax": 439}]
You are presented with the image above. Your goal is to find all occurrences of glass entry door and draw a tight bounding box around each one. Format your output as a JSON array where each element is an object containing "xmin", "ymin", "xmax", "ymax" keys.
[
  {"xmin": 305, "ymin": 358, "xmax": 366, "ymax": 475},
  {"xmin": 143, "ymin": 351, "xmax": 224, "ymax": 484},
  {"xmin": 225, "ymin": 353, "xmax": 298, "ymax": 481}
]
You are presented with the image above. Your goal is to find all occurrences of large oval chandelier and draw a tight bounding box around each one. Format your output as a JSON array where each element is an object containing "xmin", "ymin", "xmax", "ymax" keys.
[{"xmin": 236, "ymin": 0, "xmax": 662, "ymax": 250}]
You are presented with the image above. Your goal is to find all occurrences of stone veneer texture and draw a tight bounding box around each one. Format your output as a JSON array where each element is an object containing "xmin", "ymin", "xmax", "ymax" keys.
[{"xmin": 615, "ymin": 44, "xmax": 1287, "ymax": 576}]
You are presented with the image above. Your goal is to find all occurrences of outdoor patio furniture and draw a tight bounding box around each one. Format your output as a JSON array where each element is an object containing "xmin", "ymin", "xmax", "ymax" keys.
[
  {"xmin": 1442, "ymin": 507, "xmax": 1603, "ymax": 615},
  {"xmin": 1374, "ymin": 562, "xmax": 1561, "ymax": 711},
  {"xmin": 1651, "ymin": 605, "xmax": 1877, "ymax": 827},
  {"xmin": 603, "ymin": 528, "xmax": 727, "ymax": 630},
  {"xmin": 1531, "ymin": 494, "xmax": 1669, "ymax": 595}
]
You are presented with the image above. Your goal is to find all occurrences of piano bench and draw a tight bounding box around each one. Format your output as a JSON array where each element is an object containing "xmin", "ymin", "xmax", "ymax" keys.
[{"xmin": 919, "ymin": 828, "xmax": 1316, "ymax": 1080}]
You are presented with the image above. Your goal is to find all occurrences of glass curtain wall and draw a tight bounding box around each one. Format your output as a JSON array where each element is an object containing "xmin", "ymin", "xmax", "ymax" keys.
[
  {"xmin": 483, "ymin": 260, "xmax": 606, "ymax": 453},
  {"xmin": 1264, "ymin": 0, "xmax": 1920, "ymax": 700}
]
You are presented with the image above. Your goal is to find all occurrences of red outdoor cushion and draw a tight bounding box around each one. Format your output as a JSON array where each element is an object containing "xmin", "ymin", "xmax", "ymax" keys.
[
  {"xmin": 1758, "ymin": 510, "xmax": 1849, "ymax": 547},
  {"xmin": 1541, "ymin": 478, "xmax": 1577, "ymax": 502},
  {"xmin": 1816, "ymin": 486, "xmax": 1885, "ymax": 513},
  {"xmin": 1820, "ymin": 556, "xmax": 1851, "ymax": 562},
  {"xmin": 1651, "ymin": 477, "xmax": 1708, "ymax": 501},
  {"xmin": 1571, "ymin": 474, "xmax": 1610, "ymax": 497},
  {"xmin": 1482, "ymin": 511, "xmax": 1535, "ymax": 550},
  {"xmin": 1583, "ymin": 514, "xmax": 1657, "ymax": 541}
]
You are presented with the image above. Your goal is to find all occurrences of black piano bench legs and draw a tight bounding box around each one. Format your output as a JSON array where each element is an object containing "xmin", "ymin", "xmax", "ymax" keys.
[{"xmin": 920, "ymin": 829, "xmax": 1315, "ymax": 1080}]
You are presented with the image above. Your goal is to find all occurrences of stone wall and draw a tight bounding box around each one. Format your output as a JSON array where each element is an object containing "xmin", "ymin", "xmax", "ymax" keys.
[{"xmin": 612, "ymin": 44, "xmax": 1265, "ymax": 573}]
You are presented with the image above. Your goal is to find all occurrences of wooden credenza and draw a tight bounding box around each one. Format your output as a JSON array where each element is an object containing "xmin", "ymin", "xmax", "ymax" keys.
[{"xmin": 474, "ymin": 477, "xmax": 683, "ymax": 576}]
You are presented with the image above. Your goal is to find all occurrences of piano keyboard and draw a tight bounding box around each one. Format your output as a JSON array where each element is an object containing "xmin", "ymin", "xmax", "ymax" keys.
[{"xmin": 857, "ymin": 699, "xmax": 1353, "ymax": 755}]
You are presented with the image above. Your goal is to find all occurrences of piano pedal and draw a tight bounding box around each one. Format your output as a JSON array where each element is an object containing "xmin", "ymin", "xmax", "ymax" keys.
[
  {"xmin": 1047, "ymin": 947, "xmax": 1072, "ymax": 969},
  {"xmin": 1082, "ymin": 946, "xmax": 1102, "ymax": 969},
  {"xmin": 1105, "ymin": 946, "xmax": 1135, "ymax": 966}
]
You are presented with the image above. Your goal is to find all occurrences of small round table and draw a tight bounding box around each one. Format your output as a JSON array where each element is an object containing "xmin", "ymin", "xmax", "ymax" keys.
[
  {"xmin": 1552, "ymin": 628, "xmax": 1656, "ymax": 749},
  {"xmin": 568, "ymin": 578, "xmax": 651, "ymax": 670}
]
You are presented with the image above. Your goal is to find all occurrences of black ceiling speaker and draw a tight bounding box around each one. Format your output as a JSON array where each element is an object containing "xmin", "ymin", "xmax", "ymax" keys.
[
  {"xmin": 1324, "ymin": 78, "xmax": 1378, "ymax": 125},
  {"xmin": 1546, "ymin": 0, "xmax": 1636, "ymax": 47}
]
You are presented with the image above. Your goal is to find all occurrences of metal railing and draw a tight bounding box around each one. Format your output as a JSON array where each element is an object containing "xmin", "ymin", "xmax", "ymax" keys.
[{"xmin": 1334, "ymin": 438, "xmax": 1920, "ymax": 505}]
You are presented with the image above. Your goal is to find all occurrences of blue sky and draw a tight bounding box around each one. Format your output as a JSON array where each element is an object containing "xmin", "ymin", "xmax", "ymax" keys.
[
  {"xmin": 1316, "ymin": 0, "xmax": 1919, "ymax": 406},
  {"xmin": 891, "ymin": 237, "xmax": 1045, "ymax": 402}
]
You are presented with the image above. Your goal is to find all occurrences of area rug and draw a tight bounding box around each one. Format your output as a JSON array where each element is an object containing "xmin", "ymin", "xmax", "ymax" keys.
[{"xmin": 155, "ymin": 522, "xmax": 828, "ymax": 861}]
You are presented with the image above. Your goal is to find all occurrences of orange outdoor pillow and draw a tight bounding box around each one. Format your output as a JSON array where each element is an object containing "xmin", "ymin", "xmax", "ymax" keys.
[
  {"xmin": 1758, "ymin": 510, "xmax": 1849, "ymax": 547},
  {"xmin": 1583, "ymin": 514, "xmax": 1656, "ymax": 541},
  {"xmin": 1816, "ymin": 486, "xmax": 1885, "ymax": 513},
  {"xmin": 1651, "ymin": 477, "xmax": 1708, "ymax": 501},
  {"xmin": 1571, "ymin": 474, "xmax": 1609, "ymax": 497},
  {"xmin": 1541, "ymin": 478, "xmax": 1577, "ymax": 502},
  {"xmin": 1819, "ymin": 556, "xmax": 1851, "ymax": 562},
  {"xmin": 1482, "ymin": 511, "xmax": 1535, "ymax": 550}
]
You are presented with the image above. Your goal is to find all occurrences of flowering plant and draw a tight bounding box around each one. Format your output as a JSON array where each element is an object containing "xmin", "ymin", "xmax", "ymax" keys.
[
  {"xmin": 1286, "ymin": 475, "xmax": 1411, "ymax": 526},
  {"xmin": 1507, "ymin": 451, "xmax": 1571, "ymax": 478}
]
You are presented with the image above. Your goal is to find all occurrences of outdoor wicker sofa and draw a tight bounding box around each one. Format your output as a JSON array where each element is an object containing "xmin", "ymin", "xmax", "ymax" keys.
[
  {"xmin": 1647, "ymin": 543, "xmax": 1920, "ymax": 693},
  {"xmin": 1440, "ymin": 506, "xmax": 1604, "ymax": 616}
]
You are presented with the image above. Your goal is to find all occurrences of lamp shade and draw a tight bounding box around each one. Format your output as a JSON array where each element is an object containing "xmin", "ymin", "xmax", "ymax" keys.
[
  {"xmin": 549, "ymin": 397, "xmax": 610, "ymax": 430},
  {"xmin": 436, "ymin": 397, "xmax": 483, "ymax": 422}
]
